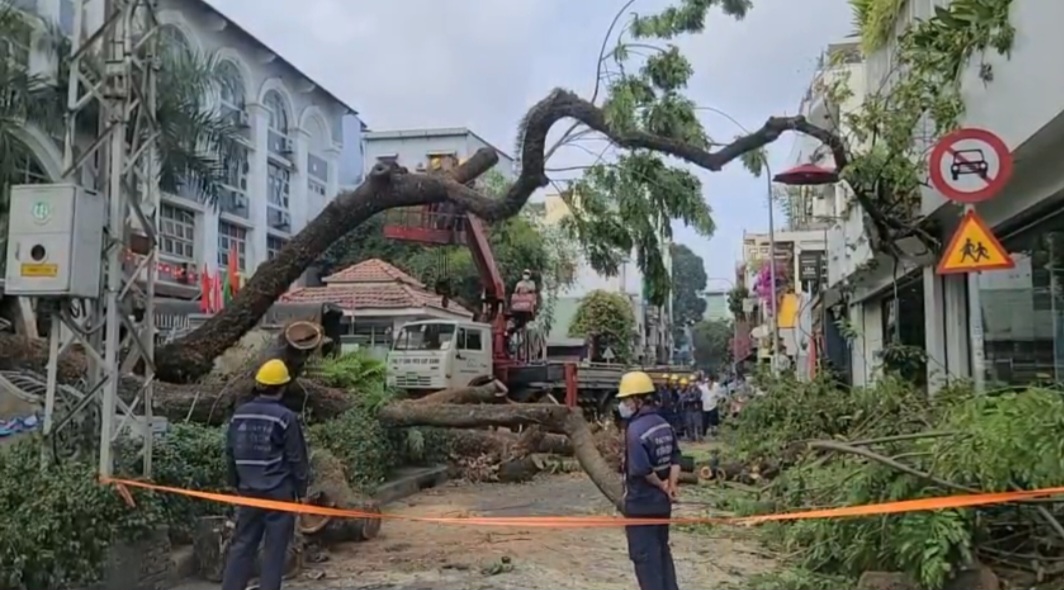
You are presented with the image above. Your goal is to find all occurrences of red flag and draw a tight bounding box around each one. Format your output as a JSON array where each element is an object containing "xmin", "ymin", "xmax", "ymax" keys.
[
  {"xmin": 214, "ymin": 270, "xmax": 224, "ymax": 310},
  {"xmin": 199, "ymin": 266, "xmax": 212, "ymax": 313},
  {"xmin": 227, "ymin": 244, "xmax": 240, "ymax": 296}
]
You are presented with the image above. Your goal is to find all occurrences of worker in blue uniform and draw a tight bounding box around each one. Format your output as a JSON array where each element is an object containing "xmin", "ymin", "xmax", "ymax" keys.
[
  {"xmin": 222, "ymin": 359, "xmax": 310, "ymax": 590},
  {"xmin": 617, "ymin": 370, "xmax": 682, "ymax": 590}
]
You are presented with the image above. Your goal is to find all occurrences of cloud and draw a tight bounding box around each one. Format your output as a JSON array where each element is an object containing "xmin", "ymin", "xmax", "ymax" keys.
[{"xmin": 216, "ymin": 0, "xmax": 853, "ymax": 282}]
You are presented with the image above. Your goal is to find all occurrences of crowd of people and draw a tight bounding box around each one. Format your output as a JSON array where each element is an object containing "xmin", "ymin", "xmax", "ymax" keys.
[{"xmin": 653, "ymin": 372, "xmax": 748, "ymax": 441}]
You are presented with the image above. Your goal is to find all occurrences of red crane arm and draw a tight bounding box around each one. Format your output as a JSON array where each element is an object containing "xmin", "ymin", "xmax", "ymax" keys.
[{"xmin": 463, "ymin": 213, "xmax": 509, "ymax": 363}]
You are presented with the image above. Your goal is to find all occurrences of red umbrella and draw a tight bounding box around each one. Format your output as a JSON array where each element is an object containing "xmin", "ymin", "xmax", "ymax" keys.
[{"xmin": 773, "ymin": 163, "xmax": 838, "ymax": 186}]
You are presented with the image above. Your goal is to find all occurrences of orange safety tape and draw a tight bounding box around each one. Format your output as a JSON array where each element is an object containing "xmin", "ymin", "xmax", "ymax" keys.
[{"xmin": 101, "ymin": 477, "xmax": 1064, "ymax": 528}]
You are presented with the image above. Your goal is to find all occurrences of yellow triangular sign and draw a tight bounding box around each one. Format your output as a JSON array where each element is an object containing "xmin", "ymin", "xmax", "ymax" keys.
[{"xmin": 937, "ymin": 210, "xmax": 1014, "ymax": 275}]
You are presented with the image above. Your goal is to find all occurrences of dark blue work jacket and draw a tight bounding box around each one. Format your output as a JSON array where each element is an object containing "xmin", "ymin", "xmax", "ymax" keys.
[
  {"xmin": 623, "ymin": 406, "xmax": 680, "ymax": 514},
  {"xmin": 226, "ymin": 396, "xmax": 310, "ymax": 497}
]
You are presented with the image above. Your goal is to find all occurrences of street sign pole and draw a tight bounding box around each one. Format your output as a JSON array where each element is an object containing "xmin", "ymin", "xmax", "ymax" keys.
[
  {"xmin": 965, "ymin": 202, "xmax": 987, "ymax": 393},
  {"xmin": 929, "ymin": 127, "xmax": 1014, "ymax": 394}
]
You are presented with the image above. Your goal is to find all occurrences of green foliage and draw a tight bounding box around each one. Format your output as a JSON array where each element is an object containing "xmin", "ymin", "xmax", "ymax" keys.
[
  {"xmin": 723, "ymin": 374, "xmax": 1064, "ymax": 589},
  {"xmin": 824, "ymin": 0, "xmax": 1014, "ymax": 231},
  {"xmin": 670, "ymin": 243, "xmax": 708, "ymax": 343},
  {"xmin": 0, "ymin": 442, "xmax": 166, "ymax": 589},
  {"xmin": 308, "ymin": 403, "xmax": 399, "ymax": 492},
  {"xmin": 568, "ymin": 289, "xmax": 636, "ymax": 363},
  {"xmin": 0, "ymin": 423, "xmax": 237, "ymax": 589},
  {"xmin": 145, "ymin": 423, "xmax": 229, "ymax": 541},
  {"xmin": 691, "ymin": 319, "xmax": 732, "ymax": 373},
  {"xmin": 304, "ymin": 350, "xmax": 447, "ymax": 485},
  {"xmin": 561, "ymin": 0, "xmax": 760, "ymax": 307},
  {"xmin": 306, "ymin": 350, "xmax": 393, "ymax": 409},
  {"xmin": 727, "ymin": 284, "xmax": 749, "ymax": 318}
]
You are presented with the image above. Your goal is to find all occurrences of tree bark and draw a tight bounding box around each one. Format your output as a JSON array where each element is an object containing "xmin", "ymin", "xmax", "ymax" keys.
[
  {"xmin": 155, "ymin": 88, "xmax": 845, "ymax": 385},
  {"xmin": 144, "ymin": 377, "xmax": 351, "ymax": 425},
  {"xmin": 299, "ymin": 449, "xmax": 382, "ymax": 544},
  {"xmin": 378, "ymin": 402, "xmax": 624, "ymax": 509},
  {"xmin": 410, "ymin": 381, "xmax": 508, "ymax": 405}
]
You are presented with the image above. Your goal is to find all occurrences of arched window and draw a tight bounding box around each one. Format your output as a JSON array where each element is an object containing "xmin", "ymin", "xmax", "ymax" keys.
[
  {"xmin": 158, "ymin": 24, "xmax": 190, "ymax": 59},
  {"xmin": 216, "ymin": 61, "xmax": 245, "ymax": 109},
  {"xmin": 12, "ymin": 153, "xmax": 49, "ymax": 184},
  {"xmin": 263, "ymin": 90, "xmax": 289, "ymax": 134}
]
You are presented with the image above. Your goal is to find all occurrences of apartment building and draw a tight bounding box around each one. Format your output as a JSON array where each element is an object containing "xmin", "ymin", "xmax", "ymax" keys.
[
  {"xmin": 363, "ymin": 128, "xmax": 516, "ymax": 180},
  {"xmin": 811, "ymin": 1, "xmax": 1064, "ymax": 389},
  {"xmin": 9, "ymin": 0, "xmax": 365, "ymax": 298}
]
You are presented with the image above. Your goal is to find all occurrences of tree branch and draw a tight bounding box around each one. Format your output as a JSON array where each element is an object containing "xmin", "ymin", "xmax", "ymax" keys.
[{"xmin": 155, "ymin": 88, "xmax": 846, "ymax": 383}]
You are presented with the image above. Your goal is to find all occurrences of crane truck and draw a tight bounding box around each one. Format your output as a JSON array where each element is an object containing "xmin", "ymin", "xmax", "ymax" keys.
[{"xmin": 380, "ymin": 156, "xmax": 635, "ymax": 414}]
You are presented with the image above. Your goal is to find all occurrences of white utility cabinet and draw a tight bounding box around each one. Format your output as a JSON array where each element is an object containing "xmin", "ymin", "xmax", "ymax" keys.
[{"xmin": 3, "ymin": 184, "xmax": 105, "ymax": 298}]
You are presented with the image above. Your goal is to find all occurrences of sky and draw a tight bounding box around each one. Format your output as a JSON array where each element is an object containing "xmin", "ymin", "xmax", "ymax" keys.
[{"xmin": 217, "ymin": 0, "xmax": 854, "ymax": 287}]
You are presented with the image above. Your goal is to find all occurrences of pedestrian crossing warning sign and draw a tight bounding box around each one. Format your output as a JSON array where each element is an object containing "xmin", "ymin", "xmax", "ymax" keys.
[{"xmin": 937, "ymin": 209, "xmax": 1014, "ymax": 274}]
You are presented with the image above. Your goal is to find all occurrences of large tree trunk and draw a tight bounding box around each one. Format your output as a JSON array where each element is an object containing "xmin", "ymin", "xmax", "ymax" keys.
[
  {"xmin": 378, "ymin": 402, "xmax": 624, "ymax": 509},
  {"xmin": 144, "ymin": 378, "xmax": 351, "ymax": 425}
]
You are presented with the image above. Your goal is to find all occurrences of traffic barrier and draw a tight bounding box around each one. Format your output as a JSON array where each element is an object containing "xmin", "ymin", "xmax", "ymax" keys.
[{"xmin": 101, "ymin": 477, "xmax": 1064, "ymax": 528}]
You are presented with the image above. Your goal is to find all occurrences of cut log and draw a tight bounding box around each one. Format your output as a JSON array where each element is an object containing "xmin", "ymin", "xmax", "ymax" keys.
[
  {"xmin": 378, "ymin": 402, "xmax": 624, "ymax": 509},
  {"xmin": 410, "ymin": 381, "xmax": 508, "ymax": 405},
  {"xmin": 298, "ymin": 449, "xmax": 382, "ymax": 544},
  {"xmin": 192, "ymin": 515, "xmax": 302, "ymax": 583},
  {"xmin": 132, "ymin": 377, "xmax": 352, "ymax": 425}
]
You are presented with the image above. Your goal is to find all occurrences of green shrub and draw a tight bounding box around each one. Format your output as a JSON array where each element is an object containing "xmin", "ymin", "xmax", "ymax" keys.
[
  {"xmin": 308, "ymin": 401, "xmax": 399, "ymax": 492},
  {"xmin": 147, "ymin": 423, "xmax": 230, "ymax": 540},
  {"xmin": 0, "ymin": 441, "xmax": 166, "ymax": 589}
]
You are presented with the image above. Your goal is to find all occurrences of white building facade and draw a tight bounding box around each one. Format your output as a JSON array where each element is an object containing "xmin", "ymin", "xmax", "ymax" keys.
[
  {"xmin": 811, "ymin": 0, "xmax": 1064, "ymax": 389},
  {"xmin": 363, "ymin": 128, "xmax": 516, "ymax": 180},
  {"xmin": 9, "ymin": 0, "xmax": 364, "ymax": 299}
]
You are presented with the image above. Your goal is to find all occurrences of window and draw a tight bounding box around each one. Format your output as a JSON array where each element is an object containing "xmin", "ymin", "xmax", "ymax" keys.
[
  {"xmin": 978, "ymin": 218, "xmax": 1064, "ymax": 386},
  {"xmin": 160, "ymin": 204, "xmax": 196, "ymax": 260},
  {"xmin": 216, "ymin": 61, "xmax": 245, "ymax": 110},
  {"xmin": 392, "ymin": 322, "xmax": 456, "ymax": 351},
  {"xmin": 263, "ymin": 90, "xmax": 292, "ymax": 155},
  {"xmin": 458, "ymin": 327, "xmax": 483, "ymax": 351},
  {"xmin": 220, "ymin": 147, "xmax": 249, "ymax": 217},
  {"xmin": 267, "ymin": 235, "xmax": 286, "ymax": 260},
  {"xmin": 308, "ymin": 153, "xmax": 328, "ymax": 205},
  {"xmin": 12, "ymin": 154, "xmax": 48, "ymax": 184},
  {"xmin": 158, "ymin": 25, "xmax": 190, "ymax": 60},
  {"xmin": 267, "ymin": 162, "xmax": 290, "ymax": 212},
  {"xmin": 217, "ymin": 222, "xmax": 247, "ymax": 270}
]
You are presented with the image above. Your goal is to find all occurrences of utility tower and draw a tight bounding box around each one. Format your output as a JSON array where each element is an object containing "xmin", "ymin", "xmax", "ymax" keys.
[{"xmin": 4, "ymin": 0, "xmax": 160, "ymax": 477}]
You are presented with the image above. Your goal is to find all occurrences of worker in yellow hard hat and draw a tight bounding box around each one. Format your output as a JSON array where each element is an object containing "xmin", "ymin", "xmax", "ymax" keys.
[
  {"xmin": 616, "ymin": 371, "xmax": 681, "ymax": 590},
  {"xmin": 223, "ymin": 358, "xmax": 310, "ymax": 590}
]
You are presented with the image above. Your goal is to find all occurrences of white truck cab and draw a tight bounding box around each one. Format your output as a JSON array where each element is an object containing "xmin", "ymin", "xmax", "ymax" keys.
[{"xmin": 387, "ymin": 319, "xmax": 493, "ymax": 391}]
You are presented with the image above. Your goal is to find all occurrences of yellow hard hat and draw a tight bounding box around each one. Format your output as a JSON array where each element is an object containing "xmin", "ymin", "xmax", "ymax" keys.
[
  {"xmin": 669, "ymin": 374, "xmax": 680, "ymax": 382},
  {"xmin": 255, "ymin": 359, "xmax": 291, "ymax": 386},
  {"xmin": 680, "ymin": 378, "xmax": 689, "ymax": 386},
  {"xmin": 617, "ymin": 371, "xmax": 656, "ymax": 399}
]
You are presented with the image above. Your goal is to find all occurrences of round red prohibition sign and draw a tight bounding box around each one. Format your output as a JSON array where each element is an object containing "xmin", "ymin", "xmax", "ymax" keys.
[{"xmin": 928, "ymin": 127, "xmax": 1013, "ymax": 204}]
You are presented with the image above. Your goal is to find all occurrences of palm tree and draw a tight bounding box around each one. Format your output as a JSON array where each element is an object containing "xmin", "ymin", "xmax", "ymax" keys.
[{"xmin": 0, "ymin": 0, "xmax": 242, "ymax": 273}]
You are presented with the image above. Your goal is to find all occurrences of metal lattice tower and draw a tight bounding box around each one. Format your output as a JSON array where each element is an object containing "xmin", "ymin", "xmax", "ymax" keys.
[{"xmin": 38, "ymin": 0, "xmax": 160, "ymax": 477}]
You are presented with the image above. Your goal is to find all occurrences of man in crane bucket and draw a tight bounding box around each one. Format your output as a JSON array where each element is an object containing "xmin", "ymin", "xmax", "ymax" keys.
[
  {"xmin": 222, "ymin": 359, "xmax": 310, "ymax": 590},
  {"xmin": 617, "ymin": 370, "xmax": 682, "ymax": 590}
]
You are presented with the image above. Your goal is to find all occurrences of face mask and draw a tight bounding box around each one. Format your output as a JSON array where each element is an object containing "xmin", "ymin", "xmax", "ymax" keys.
[{"xmin": 618, "ymin": 401, "xmax": 635, "ymax": 419}]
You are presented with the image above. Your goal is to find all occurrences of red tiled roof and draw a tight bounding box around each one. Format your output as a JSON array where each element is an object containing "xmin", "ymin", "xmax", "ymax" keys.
[
  {"xmin": 283, "ymin": 258, "xmax": 471, "ymax": 316},
  {"xmin": 322, "ymin": 258, "xmax": 424, "ymax": 287}
]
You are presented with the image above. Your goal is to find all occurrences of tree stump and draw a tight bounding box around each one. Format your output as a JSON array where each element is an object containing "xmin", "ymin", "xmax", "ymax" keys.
[
  {"xmin": 192, "ymin": 515, "xmax": 303, "ymax": 583},
  {"xmin": 299, "ymin": 449, "xmax": 383, "ymax": 545}
]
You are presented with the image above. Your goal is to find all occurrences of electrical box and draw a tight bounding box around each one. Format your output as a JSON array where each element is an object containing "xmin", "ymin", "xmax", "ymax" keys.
[{"xmin": 4, "ymin": 184, "xmax": 105, "ymax": 298}]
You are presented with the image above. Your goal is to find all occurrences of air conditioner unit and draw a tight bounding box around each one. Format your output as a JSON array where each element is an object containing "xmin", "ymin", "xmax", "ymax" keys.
[{"xmin": 280, "ymin": 137, "xmax": 295, "ymax": 155}]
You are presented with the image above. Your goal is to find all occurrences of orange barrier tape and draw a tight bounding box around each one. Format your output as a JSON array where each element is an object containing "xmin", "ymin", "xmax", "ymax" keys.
[{"xmin": 101, "ymin": 477, "xmax": 1064, "ymax": 528}]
